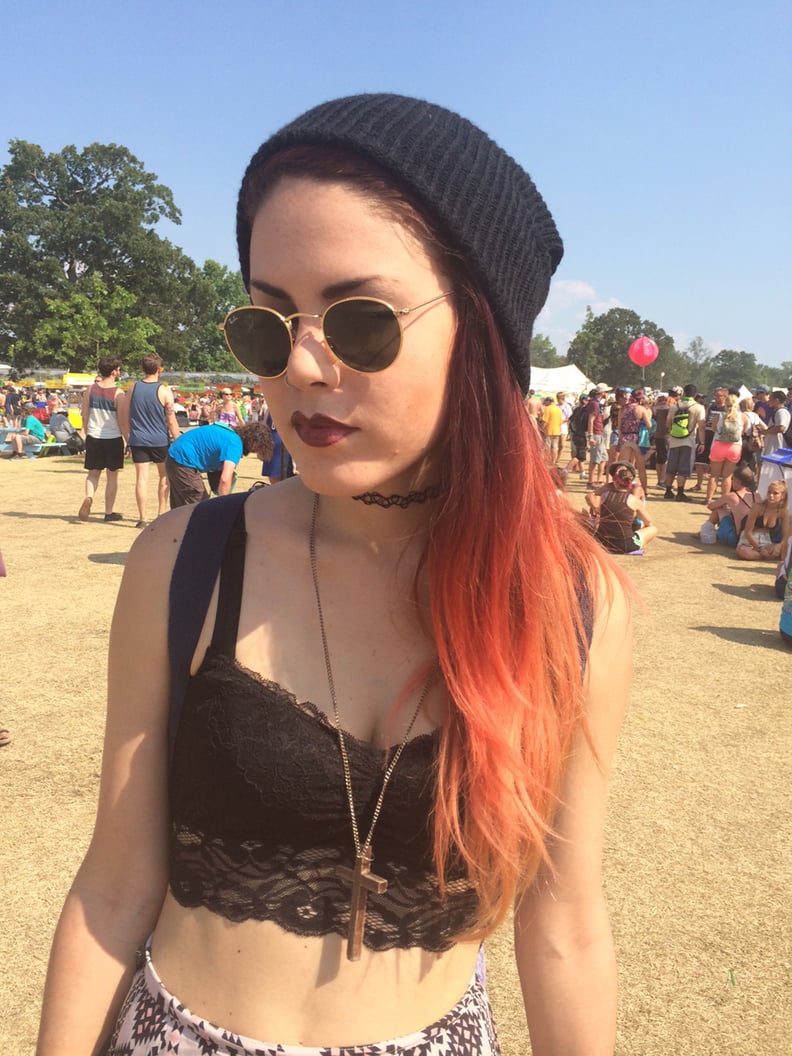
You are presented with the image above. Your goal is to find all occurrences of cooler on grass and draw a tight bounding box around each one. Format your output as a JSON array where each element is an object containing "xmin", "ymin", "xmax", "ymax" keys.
[{"xmin": 758, "ymin": 448, "xmax": 792, "ymax": 513}]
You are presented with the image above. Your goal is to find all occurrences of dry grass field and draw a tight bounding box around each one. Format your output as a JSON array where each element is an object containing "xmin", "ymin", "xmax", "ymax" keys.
[{"xmin": 1, "ymin": 454, "xmax": 789, "ymax": 1055}]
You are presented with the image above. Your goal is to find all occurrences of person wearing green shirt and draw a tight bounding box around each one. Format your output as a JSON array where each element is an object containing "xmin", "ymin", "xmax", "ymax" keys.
[{"xmin": 6, "ymin": 404, "xmax": 46, "ymax": 458}]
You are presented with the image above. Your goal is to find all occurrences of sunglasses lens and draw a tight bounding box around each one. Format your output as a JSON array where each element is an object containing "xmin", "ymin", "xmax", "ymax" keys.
[
  {"xmin": 324, "ymin": 300, "xmax": 401, "ymax": 372},
  {"xmin": 224, "ymin": 308, "xmax": 291, "ymax": 377}
]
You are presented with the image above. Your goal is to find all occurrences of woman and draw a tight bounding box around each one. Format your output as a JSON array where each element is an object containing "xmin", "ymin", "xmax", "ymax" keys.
[
  {"xmin": 198, "ymin": 396, "xmax": 214, "ymax": 425},
  {"xmin": 736, "ymin": 480, "xmax": 790, "ymax": 561},
  {"xmin": 586, "ymin": 461, "xmax": 658, "ymax": 554},
  {"xmin": 216, "ymin": 387, "xmax": 245, "ymax": 426},
  {"xmin": 38, "ymin": 94, "xmax": 630, "ymax": 1056},
  {"xmin": 617, "ymin": 391, "xmax": 652, "ymax": 493},
  {"xmin": 706, "ymin": 393, "xmax": 747, "ymax": 503},
  {"xmin": 700, "ymin": 465, "xmax": 756, "ymax": 546}
]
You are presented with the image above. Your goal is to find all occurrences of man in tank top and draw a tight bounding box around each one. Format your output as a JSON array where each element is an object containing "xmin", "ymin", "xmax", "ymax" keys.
[
  {"xmin": 121, "ymin": 353, "xmax": 181, "ymax": 528},
  {"xmin": 77, "ymin": 357, "xmax": 128, "ymax": 523}
]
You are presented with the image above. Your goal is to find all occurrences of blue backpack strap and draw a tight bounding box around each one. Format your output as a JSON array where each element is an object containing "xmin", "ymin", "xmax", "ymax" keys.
[{"xmin": 167, "ymin": 491, "xmax": 250, "ymax": 760}]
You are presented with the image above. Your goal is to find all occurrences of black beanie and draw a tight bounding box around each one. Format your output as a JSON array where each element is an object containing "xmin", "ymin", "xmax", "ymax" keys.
[{"xmin": 237, "ymin": 93, "xmax": 563, "ymax": 394}]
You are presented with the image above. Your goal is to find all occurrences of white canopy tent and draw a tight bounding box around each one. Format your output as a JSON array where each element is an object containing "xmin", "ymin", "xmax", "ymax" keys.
[{"xmin": 530, "ymin": 363, "xmax": 594, "ymax": 397}]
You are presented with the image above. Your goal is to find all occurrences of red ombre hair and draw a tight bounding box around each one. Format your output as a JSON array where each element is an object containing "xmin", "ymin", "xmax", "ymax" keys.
[
  {"xmin": 240, "ymin": 146, "xmax": 615, "ymax": 940},
  {"xmin": 428, "ymin": 277, "xmax": 608, "ymax": 937}
]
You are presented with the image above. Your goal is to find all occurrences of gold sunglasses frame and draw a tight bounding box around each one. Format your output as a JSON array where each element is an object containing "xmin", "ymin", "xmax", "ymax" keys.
[{"xmin": 221, "ymin": 292, "xmax": 451, "ymax": 378}]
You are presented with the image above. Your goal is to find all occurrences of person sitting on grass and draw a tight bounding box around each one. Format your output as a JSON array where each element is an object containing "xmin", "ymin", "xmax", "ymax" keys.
[
  {"xmin": 735, "ymin": 481, "xmax": 790, "ymax": 562},
  {"xmin": 700, "ymin": 465, "xmax": 757, "ymax": 546},
  {"xmin": 6, "ymin": 403, "xmax": 47, "ymax": 458},
  {"xmin": 586, "ymin": 461, "xmax": 658, "ymax": 554},
  {"xmin": 612, "ymin": 441, "xmax": 647, "ymax": 502}
]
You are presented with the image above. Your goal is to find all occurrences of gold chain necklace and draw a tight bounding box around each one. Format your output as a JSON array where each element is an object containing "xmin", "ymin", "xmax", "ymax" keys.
[{"xmin": 308, "ymin": 493, "xmax": 435, "ymax": 961}]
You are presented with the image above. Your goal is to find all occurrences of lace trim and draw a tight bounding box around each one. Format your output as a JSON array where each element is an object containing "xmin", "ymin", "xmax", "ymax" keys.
[{"xmin": 170, "ymin": 829, "xmax": 478, "ymax": 953}]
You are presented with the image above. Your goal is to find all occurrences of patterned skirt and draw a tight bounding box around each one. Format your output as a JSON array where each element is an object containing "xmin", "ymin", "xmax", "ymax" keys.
[{"xmin": 106, "ymin": 943, "xmax": 500, "ymax": 1056}]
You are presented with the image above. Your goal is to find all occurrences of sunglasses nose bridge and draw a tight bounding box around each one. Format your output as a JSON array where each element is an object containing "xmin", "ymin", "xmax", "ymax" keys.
[
  {"xmin": 283, "ymin": 310, "xmax": 343, "ymax": 383},
  {"xmin": 284, "ymin": 310, "xmax": 325, "ymax": 348}
]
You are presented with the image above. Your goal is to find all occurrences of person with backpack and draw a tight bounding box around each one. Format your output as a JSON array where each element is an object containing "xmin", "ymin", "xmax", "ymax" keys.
[
  {"xmin": 48, "ymin": 408, "xmax": 85, "ymax": 454},
  {"xmin": 764, "ymin": 390, "xmax": 792, "ymax": 456},
  {"xmin": 706, "ymin": 394, "xmax": 748, "ymax": 503},
  {"xmin": 738, "ymin": 396, "xmax": 766, "ymax": 471},
  {"xmin": 664, "ymin": 384, "xmax": 706, "ymax": 501},
  {"xmin": 566, "ymin": 393, "xmax": 590, "ymax": 478}
]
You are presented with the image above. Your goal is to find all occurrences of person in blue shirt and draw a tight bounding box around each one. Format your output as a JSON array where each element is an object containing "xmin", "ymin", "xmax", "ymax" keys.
[
  {"xmin": 6, "ymin": 404, "xmax": 47, "ymax": 458},
  {"xmin": 165, "ymin": 420, "xmax": 273, "ymax": 507}
]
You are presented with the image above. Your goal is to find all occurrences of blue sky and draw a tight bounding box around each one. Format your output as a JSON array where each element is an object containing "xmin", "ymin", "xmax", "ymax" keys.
[{"xmin": 4, "ymin": 0, "xmax": 790, "ymax": 370}]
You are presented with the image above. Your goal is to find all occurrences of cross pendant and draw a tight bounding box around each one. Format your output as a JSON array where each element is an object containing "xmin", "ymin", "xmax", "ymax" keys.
[{"xmin": 335, "ymin": 846, "xmax": 388, "ymax": 961}]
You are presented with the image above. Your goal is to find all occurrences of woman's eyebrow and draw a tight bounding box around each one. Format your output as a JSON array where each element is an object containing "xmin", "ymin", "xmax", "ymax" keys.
[
  {"xmin": 321, "ymin": 276, "xmax": 389, "ymax": 299},
  {"xmin": 249, "ymin": 278, "xmax": 289, "ymax": 299},
  {"xmin": 249, "ymin": 276, "xmax": 393, "ymax": 301}
]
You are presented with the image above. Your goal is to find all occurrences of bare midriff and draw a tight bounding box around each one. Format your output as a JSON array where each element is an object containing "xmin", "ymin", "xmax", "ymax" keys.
[{"xmin": 152, "ymin": 892, "xmax": 480, "ymax": 1046}]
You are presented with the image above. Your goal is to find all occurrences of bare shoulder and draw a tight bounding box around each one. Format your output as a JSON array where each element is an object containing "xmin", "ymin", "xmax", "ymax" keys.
[{"xmin": 120, "ymin": 504, "xmax": 196, "ymax": 588}]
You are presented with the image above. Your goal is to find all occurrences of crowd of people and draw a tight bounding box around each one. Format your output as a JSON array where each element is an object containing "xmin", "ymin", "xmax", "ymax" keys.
[
  {"xmin": 3, "ymin": 362, "xmax": 279, "ymax": 523},
  {"xmin": 527, "ymin": 380, "xmax": 792, "ymax": 646}
]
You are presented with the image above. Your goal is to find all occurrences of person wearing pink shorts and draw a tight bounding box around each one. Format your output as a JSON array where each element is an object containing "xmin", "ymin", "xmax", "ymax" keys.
[{"xmin": 707, "ymin": 395, "xmax": 748, "ymax": 503}]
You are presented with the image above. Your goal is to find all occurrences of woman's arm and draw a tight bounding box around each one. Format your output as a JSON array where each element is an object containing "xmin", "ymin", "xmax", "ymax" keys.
[
  {"xmin": 633, "ymin": 495, "xmax": 652, "ymax": 527},
  {"xmin": 780, "ymin": 509, "xmax": 791, "ymax": 549},
  {"xmin": 37, "ymin": 513, "xmax": 190, "ymax": 1056},
  {"xmin": 740, "ymin": 503, "xmax": 762, "ymax": 549},
  {"xmin": 707, "ymin": 491, "xmax": 734, "ymax": 513},
  {"xmin": 514, "ymin": 572, "xmax": 631, "ymax": 1056}
]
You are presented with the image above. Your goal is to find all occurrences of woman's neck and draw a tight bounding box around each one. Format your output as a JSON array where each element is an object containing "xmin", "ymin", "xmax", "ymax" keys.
[{"xmin": 300, "ymin": 482, "xmax": 433, "ymax": 557}]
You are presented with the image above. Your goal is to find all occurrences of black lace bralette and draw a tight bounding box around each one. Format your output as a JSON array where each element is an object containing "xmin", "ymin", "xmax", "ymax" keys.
[{"xmin": 168, "ymin": 553, "xmax": 479, "ymax": 952}]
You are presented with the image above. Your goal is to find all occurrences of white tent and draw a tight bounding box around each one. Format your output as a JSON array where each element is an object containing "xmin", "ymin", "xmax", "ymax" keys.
[{"xmin": 530, "ymin": 363, "xmax": 593, "ymax": 396}]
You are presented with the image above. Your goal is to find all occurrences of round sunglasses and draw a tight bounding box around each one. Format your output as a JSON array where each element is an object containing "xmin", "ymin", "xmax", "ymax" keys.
[{"xmin": 221, "ymin": 293, "xmax": 450, "ymax": 378}]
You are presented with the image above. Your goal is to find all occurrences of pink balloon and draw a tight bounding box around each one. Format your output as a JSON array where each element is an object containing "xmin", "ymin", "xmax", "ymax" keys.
[{"xmin": 628, "ymin": 336, "xmax": 659, "ymax": 367}]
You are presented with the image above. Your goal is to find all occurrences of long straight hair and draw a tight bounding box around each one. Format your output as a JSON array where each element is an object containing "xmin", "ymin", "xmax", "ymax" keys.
[
  {"xmin": 723, "ymin": 393, "xmax": 740, "ymax": 422},
  {"xmin": 240, "ymin": 146, "xmax": 614, "ymax": 939}
]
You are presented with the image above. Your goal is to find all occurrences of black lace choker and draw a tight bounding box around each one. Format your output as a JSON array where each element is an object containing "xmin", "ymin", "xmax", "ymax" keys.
[{"xmin": 352, "ymin": 486, "xmax": 440, "ymax": 510}]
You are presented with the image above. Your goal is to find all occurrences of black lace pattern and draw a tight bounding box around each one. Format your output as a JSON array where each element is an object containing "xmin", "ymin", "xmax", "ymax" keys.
[{"xmin": 168, "ymin": 649, "xmax": 479, "ymax": 952}]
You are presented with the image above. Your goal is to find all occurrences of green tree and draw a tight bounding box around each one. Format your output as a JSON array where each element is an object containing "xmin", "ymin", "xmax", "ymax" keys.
[
  {"xmin": 567, "ymin": 307, "xmax": 677, "ymax": 388},
  {"xmin": 0, "ymin": 140, "xmax": 214, "ymax": 370},
  {"xmin": 187, "ymin": 261, "xmax": 248, "ymax": 371},
  {"xmin": 23, "ymin": 274, "xmax": 158, "ymax": 371},
  {"xmin": 675, "ymin": 337, "xmax": 716, "ymax": 393},
  {"xmin": 706, "ymin": 349, "xmax": 759, "ymax": 392},
  {"xmin": 529, "ymin": 333, "xmax": 564, "ymax": 367},
  {"xmin": 760, "ymin": 360, "xmax": 792, "ymax": 389}
]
